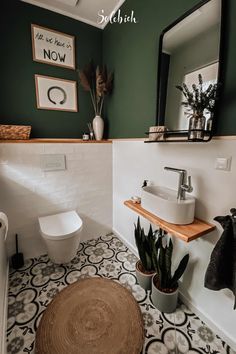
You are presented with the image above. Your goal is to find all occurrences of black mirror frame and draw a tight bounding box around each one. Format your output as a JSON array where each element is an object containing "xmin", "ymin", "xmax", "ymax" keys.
[{"xmin": 155, "ymin": 0, "xmax": 226, "ymax": 142}]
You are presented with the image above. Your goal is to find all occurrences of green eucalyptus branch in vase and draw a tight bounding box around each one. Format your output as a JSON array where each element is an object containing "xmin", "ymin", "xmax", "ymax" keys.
[
  {"xmin": 78, "ymin": 60, "xmax": 114, "ymax": 141},
  {"xmin": 176, "ymin": 74, "xmax": 220, "ymax": 141}
]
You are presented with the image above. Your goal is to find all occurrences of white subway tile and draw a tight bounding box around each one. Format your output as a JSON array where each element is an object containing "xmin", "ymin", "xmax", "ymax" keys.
[{"xmin": 1, "ymin": 143, "xmax": 112, "ymax": 259}]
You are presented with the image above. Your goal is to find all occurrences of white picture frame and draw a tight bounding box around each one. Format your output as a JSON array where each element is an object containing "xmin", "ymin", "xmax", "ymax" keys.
[
  {"xmin": 35, "ymin": 75, "xmax": 78, "ymax": 112},
  {"xmin": 31, "ymin": 24, "xmax": 75, "ymax": 70}
]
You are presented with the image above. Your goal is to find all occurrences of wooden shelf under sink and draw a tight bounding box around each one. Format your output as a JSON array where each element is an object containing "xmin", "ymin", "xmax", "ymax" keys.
[{"xmin": 124, "ymin": 200, "xmax": 215, "ymax": 242}]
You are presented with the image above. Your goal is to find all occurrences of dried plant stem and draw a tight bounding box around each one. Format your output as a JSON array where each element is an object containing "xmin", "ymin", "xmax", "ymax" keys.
[
  {"xmin": 90, "ymin": 90, "xmax": 97, "ymax": 115},
  {"xmin": 99, "ymin": 96, "xmax": 104, "ymax": 115}
]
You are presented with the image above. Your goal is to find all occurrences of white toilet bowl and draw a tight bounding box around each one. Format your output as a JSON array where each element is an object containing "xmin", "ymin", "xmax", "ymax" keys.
[{"xmin": 38, "ymin": 211, "xmax": 82, "ymax": 264}]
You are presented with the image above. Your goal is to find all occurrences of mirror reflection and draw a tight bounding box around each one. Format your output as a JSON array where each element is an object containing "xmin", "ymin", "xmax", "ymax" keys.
[{"xmin": 157, "ymin": 0, "xmax": 221, "ymax": 132}]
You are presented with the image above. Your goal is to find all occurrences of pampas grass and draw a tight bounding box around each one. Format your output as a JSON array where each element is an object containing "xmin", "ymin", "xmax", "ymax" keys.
[{"xmin": 78, "ymin": 60, "xmax": 114, "ymax": 115}]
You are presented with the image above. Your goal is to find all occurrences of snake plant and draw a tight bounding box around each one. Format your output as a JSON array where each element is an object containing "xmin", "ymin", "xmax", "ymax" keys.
[
  {"xmin": 157, "ymin": 237, "xmax": 189, "ymax": 291},
  {"xmin": 134, "ymin": 217, "xmax": 160, "ymax": 272}
]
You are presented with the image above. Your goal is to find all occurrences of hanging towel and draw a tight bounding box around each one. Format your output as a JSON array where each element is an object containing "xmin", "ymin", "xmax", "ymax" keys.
[
  {"xmin": 204, "ymin": 209, "xmax": 236, "ymax": 309},
  {"xmin": 0, "ymin": 212, "xmax": 8, "ymax": 241}
]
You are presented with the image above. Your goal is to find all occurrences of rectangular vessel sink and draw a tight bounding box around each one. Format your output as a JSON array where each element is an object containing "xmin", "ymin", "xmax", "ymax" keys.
[{"xmin": 142, "ymin": 186, "xmax": 195, "ymax": 225}]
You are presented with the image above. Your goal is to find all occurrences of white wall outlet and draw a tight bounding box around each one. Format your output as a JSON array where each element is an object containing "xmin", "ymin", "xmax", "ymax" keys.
[
  {"xmin": 41, "ymin": 154, "xmax": 66, "ymax": 171},
  {"xmin": 215, "ymin": 157, "xmax": 232, "ymax": 171}
]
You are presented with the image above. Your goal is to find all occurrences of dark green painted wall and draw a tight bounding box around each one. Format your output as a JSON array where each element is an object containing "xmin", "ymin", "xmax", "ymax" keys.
[
  {"xmin": 103, "ymin": 0, "xmax": 236, "ymax": 138},
  {"xmin": 1, "ymin": 0, "xmax": 236, "ymax": 138},
  {"xmin": 0, "ymin": 0, "xmax": 102, "ymax": 138}
]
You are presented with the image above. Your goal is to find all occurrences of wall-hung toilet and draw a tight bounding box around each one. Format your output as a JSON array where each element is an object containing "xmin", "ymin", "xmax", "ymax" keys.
[{"xmin": 38, "ymin": 211, "xmax": 82, "ymax": 264}]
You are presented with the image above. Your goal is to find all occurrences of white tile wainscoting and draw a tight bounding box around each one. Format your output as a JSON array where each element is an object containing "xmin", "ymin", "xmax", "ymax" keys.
[
  {"xmin": 113, "ymin": 139, "xmax": 236, "ymax": 351},
  {"xmin": 0, "ymin": 143, "xmax": 112, "ymax": 260},
  {"xmin": 1, "ymin": 138, "xmax": 236, "ymax": 352}
]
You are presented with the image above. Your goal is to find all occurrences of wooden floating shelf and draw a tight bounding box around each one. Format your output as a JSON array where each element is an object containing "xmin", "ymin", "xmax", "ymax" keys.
[
  {"xmin": 0, "ymin": 139, "xmax": 112, "ymax": 144},
  {"xmin": 124, "ymin": 200, "xmax": 215, "ymax": 242}
]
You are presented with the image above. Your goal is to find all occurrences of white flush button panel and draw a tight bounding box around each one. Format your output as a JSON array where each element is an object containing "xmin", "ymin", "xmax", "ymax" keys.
[
  {"xmin": 41, "ymin": 154, "xmax": 66, "ymax": 171},
  {"xmin": 215, "ymin": 157, "xmax": 232, "ymax": 171}
]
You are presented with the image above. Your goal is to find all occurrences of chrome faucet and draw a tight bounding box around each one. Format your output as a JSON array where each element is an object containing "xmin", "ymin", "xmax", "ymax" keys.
[{"xmin": 164, "ymin": 167, "xmax": 193, "ymax": 200}]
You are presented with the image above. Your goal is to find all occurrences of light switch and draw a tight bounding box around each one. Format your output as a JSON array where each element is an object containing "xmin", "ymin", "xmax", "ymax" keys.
[
  {"xmin": 41, "ymin": 154, "xmax": 66, "ymax": 171},
  {"xmin": 215, "ymin": 157, "xmax": 232, "ymax": 171}
]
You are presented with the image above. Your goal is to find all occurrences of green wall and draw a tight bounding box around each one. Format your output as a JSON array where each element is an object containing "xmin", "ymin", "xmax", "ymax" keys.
[
  {"xmin": 103, "ymin": 0, "xmax": 236, "ymax": 137},
  {"xmin": 0, "ymin": 0, "xmax": 102, "ymax": 138},
  {"xmin": 1, "ymin": 0, "xmax": 236, "ymax": 138}
]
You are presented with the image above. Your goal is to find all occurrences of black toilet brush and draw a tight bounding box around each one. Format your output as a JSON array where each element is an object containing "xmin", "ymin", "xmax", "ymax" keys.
[{"xmin": 11, "ymin": 234, "xmax": 24, "ymax": 269}]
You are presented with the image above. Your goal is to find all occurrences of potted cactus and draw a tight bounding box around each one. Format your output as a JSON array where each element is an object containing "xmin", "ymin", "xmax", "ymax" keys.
[
  {"xmin": 134, "ymin": 217, "xmax": 160, "ymax": 291},
  {"xmin": 151, "ymin": 237, "xmax": 189, "ymax": 313}
]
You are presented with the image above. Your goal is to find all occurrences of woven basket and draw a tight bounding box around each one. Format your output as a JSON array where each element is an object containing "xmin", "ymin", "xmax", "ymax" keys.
[{"xmin": 0, "ymin": 125, "xmax": 31, "ymax": 140}]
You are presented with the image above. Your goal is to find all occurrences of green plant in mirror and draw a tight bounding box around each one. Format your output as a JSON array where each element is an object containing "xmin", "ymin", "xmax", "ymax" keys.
[
  {"xmin": 157, "ymin": 237, "xmax": 189, "ymax": 292},
  {"xmin": 134, "ymin": 217, "xmax": 160, "ymax": 272},
  {"xmin": 176, "ymin": 74, "xmax": 220, "ymax": 117}
]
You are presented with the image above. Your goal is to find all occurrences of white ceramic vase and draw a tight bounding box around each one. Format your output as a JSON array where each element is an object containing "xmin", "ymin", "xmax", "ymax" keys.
[{"xmin": 93, "ymin": 115, "xmax": 104, "ymax": 141}]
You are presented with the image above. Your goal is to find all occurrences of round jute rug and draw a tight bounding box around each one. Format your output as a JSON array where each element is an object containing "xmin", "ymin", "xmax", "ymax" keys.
[{"xmin": 35, "ymin": 277, "xmax": 144, "ymax": 354}]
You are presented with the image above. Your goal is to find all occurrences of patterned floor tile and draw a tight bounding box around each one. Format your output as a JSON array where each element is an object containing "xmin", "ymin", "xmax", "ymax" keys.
[{"xmin": 7, "ymin": 234, "xmax": 236, "ymax": 354}]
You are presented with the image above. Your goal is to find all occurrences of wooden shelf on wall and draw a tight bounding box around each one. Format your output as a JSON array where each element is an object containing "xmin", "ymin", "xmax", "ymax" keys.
[
  {"xmin": 0, "ymin": 139, "xmax": 112, "ymax": 144},
  {"xmin": 124, "ymin": 200, "xmax": 215, "ymax": 242}
]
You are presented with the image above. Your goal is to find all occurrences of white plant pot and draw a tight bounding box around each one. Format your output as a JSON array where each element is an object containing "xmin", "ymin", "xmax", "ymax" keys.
[
  {"xmin": 135, "ymin": 260, "xmax": 155, "ymax": 291},
  {"xmin": 93, "ymin": 115, "xmax": 104, "ymax": 141},
  {"xmin": 151, "ymin": 275, "xmax": 179, "ymax": 313}
]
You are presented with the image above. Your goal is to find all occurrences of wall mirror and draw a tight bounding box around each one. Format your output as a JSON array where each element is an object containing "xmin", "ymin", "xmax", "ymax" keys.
[{"xmin": 155, "ymin": 0, "xmax": 224, "ymax": 142}]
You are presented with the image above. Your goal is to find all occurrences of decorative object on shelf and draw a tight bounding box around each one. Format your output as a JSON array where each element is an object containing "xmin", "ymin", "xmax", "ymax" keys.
[
  {"xmin": 93, "ymin": 115, "xmax": 104, "ymax": 141},
  {"xmin": 31, "ymin": 24, "xmax": 75, "ymax": 70},
  {"xmin": 78, "ymin": 61, "xmax": 114, "ymax": 141},
  {"xmin": 82, "ymin": 133, "xmax": 89, "ymax": 141},
  {"xmin": 176, "ymin": 74, "xmax": 220, "ymax": 141},
  {"xmin": 151, "ymin": 235, "xmax": 189, "ymax": 313},
  {"xmin": 188, "ymin": 113, "xmax": 206, "ymax": 141},
  {"xmin": 131, "ymin": 196, "xmax": 141, "ymax": 204},
  {"xmin": 206, "ymin": 112, "xmax": 214, "ymax": 132},
  {"xmin": 134, "ymin": 217, "xmax": 160, "ymax": 291},
  {"xmin": 148, "ymin": 126, "xmax": 166, "ymax": 141},
  {"xmin": 205, "ymin": 208, "xmax": 236, "ymax": 310},
  {"xmin": 87, "ymin": 122, "xmax": 94, "ymax": 140},
  {"xmin": 35, "ymin": 75, "xmax": 78, "ymax": 112},
  {"xmin": 0, "ymin": 124, "xmax": 31, "ymax": 140}
]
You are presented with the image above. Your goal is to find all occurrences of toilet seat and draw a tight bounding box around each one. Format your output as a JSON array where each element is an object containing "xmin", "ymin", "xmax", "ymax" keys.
[{"xmin": 39, "ymin": 211, "xmax": 82, "ymax": 241}]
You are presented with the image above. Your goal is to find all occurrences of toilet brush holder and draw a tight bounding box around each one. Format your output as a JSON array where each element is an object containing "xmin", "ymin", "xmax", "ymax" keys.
[{"xmin": 11, "ymin": 234, "xmax": 24, "ymax": 269}]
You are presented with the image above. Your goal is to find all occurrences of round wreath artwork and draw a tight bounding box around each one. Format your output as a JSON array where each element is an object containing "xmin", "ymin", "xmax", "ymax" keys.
[{"xmin": 47, "ymin": 86, "xmax": 67, "ymax": 105}]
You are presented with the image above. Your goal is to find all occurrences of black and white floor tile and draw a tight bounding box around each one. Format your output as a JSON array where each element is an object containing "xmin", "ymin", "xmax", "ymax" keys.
[{"xmin": 7, "ymin": 234, "xmax": 236, "ymax": 354}]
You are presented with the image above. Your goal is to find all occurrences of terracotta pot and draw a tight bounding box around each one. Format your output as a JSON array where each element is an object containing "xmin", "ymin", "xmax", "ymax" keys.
[
  {"xmin": 151, "ymin": 274, "xmax": 178, "ymax": 313},
  {"xmin": 135, "ymin": 260, "xmax": 155, "ymax": 291}
]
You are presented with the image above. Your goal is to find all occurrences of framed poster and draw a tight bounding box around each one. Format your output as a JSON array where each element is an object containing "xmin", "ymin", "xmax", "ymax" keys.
[
  {"xmin": 31, "ymin": 24, "xmax": 75, "ymax": 69},
  {"xmin": 35, "ymin": 75, "xmax": 78, "ymax": 112}
]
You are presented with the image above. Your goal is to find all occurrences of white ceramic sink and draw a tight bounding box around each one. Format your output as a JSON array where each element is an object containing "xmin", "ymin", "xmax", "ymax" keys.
[{"xmin": 142, "ymin": 186, "xmax": 195, "ymax": 225}]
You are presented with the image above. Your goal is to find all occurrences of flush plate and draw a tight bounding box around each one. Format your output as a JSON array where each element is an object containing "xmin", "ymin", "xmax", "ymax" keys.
[{"xmin": 41, "ymin": 154, "xmax": 66, "ymax": 171}]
